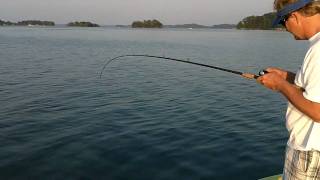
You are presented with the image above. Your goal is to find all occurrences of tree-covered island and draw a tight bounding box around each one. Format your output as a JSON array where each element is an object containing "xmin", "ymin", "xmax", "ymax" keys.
[
  {"xmin": 0, "ymin": 19, "xmax": 55, "ymax": 26},
  {"xmin": 132, "ymin": 19, "xmax": 163, "ymax": 28},
  {"xmin": 67, "ymin": 21, "xmax": 100, "ymax": 27},
  {"xmin": 17, "ymin": 20, "xmax": 55, "ymax": 26},
  {"xmin": 0, "ymin": 19, "xmax": 15, "ymax": 26},
  {"xmin": 236, "ymin": 12, "xmax": 283, "ymax": 30}
]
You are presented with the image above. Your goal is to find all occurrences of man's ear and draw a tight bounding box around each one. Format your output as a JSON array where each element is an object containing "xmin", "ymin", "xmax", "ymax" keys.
[{"xmin": 291, "ymin": 12, "xmax": 303, "ymax": 26}]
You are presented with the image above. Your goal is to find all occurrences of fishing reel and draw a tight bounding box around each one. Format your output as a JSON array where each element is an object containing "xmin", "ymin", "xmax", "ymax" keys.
[
  {"xmin": 241, "ymin": 69, "xmax": 268, "ymax": 79},
  {"xmin": 258, "ymin": 70, "xmax": 268, "ymax": 76}
]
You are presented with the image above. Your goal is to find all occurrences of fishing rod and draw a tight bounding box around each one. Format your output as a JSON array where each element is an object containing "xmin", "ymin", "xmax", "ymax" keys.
[{"xmin": 100, "ymin": 54, "xmax": 264, "ymax": 79}]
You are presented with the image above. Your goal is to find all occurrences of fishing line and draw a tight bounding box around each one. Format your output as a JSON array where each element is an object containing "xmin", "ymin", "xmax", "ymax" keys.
[{"xmin": 100, "ymin": 54, "xmax": 263, "ymax": 79}]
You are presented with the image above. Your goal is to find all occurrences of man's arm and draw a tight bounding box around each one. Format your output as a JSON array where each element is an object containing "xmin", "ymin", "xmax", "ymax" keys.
[{"xmin": 257, "ymin": 72, "xmax": 320, "ymax": 122}]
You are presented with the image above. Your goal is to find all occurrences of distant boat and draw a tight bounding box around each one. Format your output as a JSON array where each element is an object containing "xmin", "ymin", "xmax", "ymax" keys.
[{"xmin": 188, "ymin": 28, "xmax": 193, "ymax": 30}]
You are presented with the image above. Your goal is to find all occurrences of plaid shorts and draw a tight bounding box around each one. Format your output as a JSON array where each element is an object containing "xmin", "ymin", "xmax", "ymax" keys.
[{"xmin": 283, "ymin": 145, "xmax": 320, "ymax": 180}]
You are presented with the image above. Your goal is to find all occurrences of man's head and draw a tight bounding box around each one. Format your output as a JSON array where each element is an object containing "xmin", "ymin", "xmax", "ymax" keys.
[{"xmin": 273, "ymin": 0, "xmax": 320, "ymax": 39}]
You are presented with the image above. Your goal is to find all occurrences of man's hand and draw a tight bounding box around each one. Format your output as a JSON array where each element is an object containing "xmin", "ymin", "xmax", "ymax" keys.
[
  {"xmin": 264, "ymin": 67, "xmax": 296, "ymax": 83},
  {"xmin": 257, "ymin": 72, "xmax": 288, "ymax": 91},
  {"xmin": 265, "ymin": 67, "xmax": 288, "ymax": 80}
]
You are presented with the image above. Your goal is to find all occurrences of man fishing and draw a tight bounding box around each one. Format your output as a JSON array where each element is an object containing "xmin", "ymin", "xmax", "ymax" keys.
[{"xmin": 257, "ymin": 0, "xmax": 320, "ymax": 179}]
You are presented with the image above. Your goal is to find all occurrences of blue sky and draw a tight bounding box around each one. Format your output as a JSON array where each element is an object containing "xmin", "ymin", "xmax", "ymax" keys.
[{"xmin": 0, "ymin": 0, "xmax": 274, "ymax": 25}]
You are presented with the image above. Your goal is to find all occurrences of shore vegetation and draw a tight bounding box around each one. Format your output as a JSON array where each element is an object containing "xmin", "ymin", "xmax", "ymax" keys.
[
  {"xmin": 67, "ymin": 21, "xmax": 100, "ymax": 27},
  {"xmin": 0, "ymin": 19, "xmax": 15, "ymax": 26},
  {"xmin": 236, "ymin": 12, "xmax": 283, "ymax": 30},
  {"xmin": 0, "ymin": 19, "xmax": 55, "ymax": 26},
  {"xmin": 17, "ymin": 20, "xmax": 55, "ymax": 26},
  {"xmin": 132, "ymin": 19, "xmax": 163, "ymax": 28}
]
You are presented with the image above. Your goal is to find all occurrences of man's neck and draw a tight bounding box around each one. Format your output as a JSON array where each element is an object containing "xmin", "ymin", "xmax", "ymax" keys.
[{"xmin": 305, "ymin": 14, "xmax": 320, "ymax": 39}]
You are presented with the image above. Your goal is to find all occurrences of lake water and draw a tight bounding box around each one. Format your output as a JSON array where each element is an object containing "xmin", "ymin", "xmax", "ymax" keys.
[{"xmin": 0, "ymin": 27, "xmax": 309, "ymax": 179}]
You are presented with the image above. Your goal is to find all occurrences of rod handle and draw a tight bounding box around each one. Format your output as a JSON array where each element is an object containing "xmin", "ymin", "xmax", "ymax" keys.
[
  {"xmin": 241, "ymin": 73, "xmax": 258, "ymax": 79},
  {"xmin": 241, "ymin": 70, "xmax": 267, "ymax": 79}
]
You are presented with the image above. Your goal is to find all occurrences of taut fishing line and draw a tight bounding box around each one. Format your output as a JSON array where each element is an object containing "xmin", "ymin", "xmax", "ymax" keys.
[{"xmin": 100, "ymin": 54, "xmax": 264, "ymax": 79}]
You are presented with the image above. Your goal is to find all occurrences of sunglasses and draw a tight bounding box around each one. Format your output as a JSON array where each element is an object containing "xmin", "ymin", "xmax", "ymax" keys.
[{"xmin": 279, "ymin": 14, "xmax": 291, "ymax": 27}]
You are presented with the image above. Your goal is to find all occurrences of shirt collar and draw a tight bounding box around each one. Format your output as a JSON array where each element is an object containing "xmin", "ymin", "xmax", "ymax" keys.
[{"xmin": 309, "ymin": 32, "xmax": 320, "ymax": 46}]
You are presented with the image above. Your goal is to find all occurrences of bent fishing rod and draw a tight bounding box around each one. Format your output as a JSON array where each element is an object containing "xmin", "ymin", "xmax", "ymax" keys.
[{"xmin": 100, "ymin": 54, "xmax": 265, "ymax": 79}]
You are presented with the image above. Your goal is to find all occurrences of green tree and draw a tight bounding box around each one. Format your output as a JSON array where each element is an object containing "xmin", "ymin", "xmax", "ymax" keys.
[
  {"xmin": 237, "ymin": 12, "xmax": 280, "ymax": 30},
  {"xmin": 132, "ymin": 19, "xmax": 163, "ymax": 28},
  {"xmin": 67, "ymin": 21, "xmax": 99, "ymax": 27}
]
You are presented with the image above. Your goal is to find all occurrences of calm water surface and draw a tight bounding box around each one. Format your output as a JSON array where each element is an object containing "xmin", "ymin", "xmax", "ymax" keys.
[{"xmin": 0, "ymin": 27, "xmax": 309, "ymax": 179}]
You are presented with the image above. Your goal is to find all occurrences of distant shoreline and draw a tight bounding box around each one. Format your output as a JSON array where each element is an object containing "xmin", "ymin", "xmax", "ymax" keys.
[
  {"xmin": 0, "ymin": 17, "xmax": 285, "ymax": 30},
  {"xmin": 0, "ymin": 25, "xmax": 286, "ymax": 31},
  {"xmin": 0, "ymin": 19, "xmax": 237, "ymax": 29},
  {"xmin": 0, "ymin": 25, "xmax": 238, "ymax": 30},
  {"xmin": 0, "ymin": 11, "xmax": 285, "ymax": 30}
]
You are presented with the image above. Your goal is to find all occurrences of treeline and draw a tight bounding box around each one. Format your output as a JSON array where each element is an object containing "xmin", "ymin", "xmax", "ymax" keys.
[
  {"xmin": 17, "ymin": 20, "xmax": 55, "ymax": 26},
  {"xmin": 165, "ymin": 23, "xmax": 209, "ymax": 28},
  {"xmin": 0, "ymin": 19, "xmax": 54, "ymax": 26},
  {"xmin": 0, "ymin": 19, "xmax": 99, "ymax": 27},
  {"xmin": 67, "ymin": 21, "xmax": 100, "ymax": 27},
  {"xmin": 236, "ymin": 12, "xmax": 281, "ymax": 30},
  {"xmin": 0, "ymin": 19, "xmax": 15, "ymax": 26},
  {"xmin": 132, "ymin": 19, "xmax": 163, "ymax": 28}
]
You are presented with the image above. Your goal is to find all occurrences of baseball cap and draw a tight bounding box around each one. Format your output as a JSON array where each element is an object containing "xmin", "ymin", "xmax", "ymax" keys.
[{"xmin": 273, "ymin": 0, "xmax": 314, "ymax": 27}]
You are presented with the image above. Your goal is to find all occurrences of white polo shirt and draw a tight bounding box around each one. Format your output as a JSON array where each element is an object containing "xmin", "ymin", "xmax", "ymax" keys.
[{"xmin": 286, "ymin": 32, "xmax": 320, "ymax": 151}]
